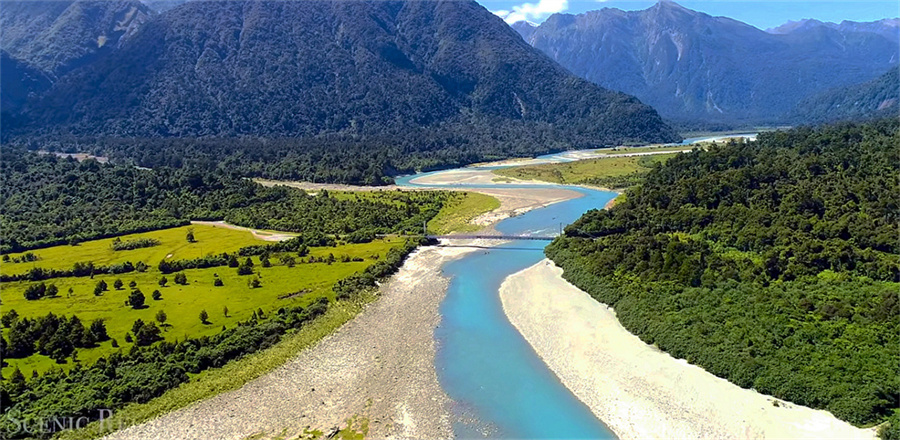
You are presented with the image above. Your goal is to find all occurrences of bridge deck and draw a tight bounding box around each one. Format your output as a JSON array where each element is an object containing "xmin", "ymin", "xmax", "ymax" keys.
[{"xmin": 426, "ymin": 234, "xmax": 556, "ymax": 241}]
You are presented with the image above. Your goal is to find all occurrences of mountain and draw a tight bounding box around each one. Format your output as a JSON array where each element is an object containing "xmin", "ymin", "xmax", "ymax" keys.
[
  {"xmin": 0, "ymin": 0, "xmax": 153, "ymax": 78},
  {"xmin": 788, "ymin": 67, "xmax": 899, "ymax": 124},
  {"xmin": 513, "ymin": 1, "xmax": 899, "ymax": 125},
  {"xmin": 140, "ymin": 0, "xmax": 190, "ymax": 13},
  {"xmin": 0, "ymin": 51, "xmax": 52, "ymax": 114},
  {"xmin": 17, "ymin": 0, "xmax": 677, "ymax": 145},
  {"xmin": 769, "ymin": 18, "xmax": 900, "ymax": 43}
]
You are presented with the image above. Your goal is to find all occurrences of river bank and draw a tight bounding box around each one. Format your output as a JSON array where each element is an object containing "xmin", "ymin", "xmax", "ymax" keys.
[
  {"xmin": 105, "ymin": 179, "xmax": 581, "ymax": 439},
  {"xmin": 499, "ymin": 259, "xmax": 877, "ymax": 440}
]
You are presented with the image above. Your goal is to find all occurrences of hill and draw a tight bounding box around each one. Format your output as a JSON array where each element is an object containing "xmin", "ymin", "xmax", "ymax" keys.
[
  {"xmin": 0, "ymin": 52, "xmax": 52, "ymax": 120},
  {"xmin": 14, "ymin": 0, "xmax": 677, "ymax": 143},
  {"xmin": 512, "ymin": 1, "xmax": 898, "ymax": 126},
  {"xmin": 0, "ymin": 0, "xmax": 152, "ymax": 77},
  {"xmin": 789, "ymin": 67, "xmax": 899, "ymax": 124}
]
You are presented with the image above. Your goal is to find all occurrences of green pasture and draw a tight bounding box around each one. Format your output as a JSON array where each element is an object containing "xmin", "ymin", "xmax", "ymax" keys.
[{"xmin": 0, "ymin": 230, "xmax": 405, "ymax": 377}]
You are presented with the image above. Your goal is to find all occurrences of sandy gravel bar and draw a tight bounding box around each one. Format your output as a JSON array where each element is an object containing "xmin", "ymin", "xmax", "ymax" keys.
[
  {"xmin": 106, "ymin": 245, "xmax": 477, "ymax": 440},
  {"xmin": 500, "ymin": 259, "xmax": 877, "ymax": 440}
]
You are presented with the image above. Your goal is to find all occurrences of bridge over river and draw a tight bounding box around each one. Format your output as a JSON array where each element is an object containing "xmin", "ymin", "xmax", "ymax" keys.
[{"xmin": 425, "ymin": 234, "xmax": 556, "ymax": 241}]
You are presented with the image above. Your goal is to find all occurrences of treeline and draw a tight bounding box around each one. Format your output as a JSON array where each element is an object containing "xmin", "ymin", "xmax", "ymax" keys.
[
  {"xmin": 0, "ymin": 150, "xmax": 450, "ymax": 253},
  {"xmin": 9, "ymin": 122, "xmax": 579, "ymax": 187},
  {"xmin": 1, "ymin": 260, "xmax": 150, "ymax": 283},
  {"xmin": 0, "ymin": 238, "xmax": 423, "ymax": 438},
  {"xmin": 110, "ymin": 237, "xmax": 160, "ymax": 251},
  {"xmin": 580, "ymin": 156, "xmax": 666, "ymax": 189},
  {"xmin": 2, "ymin": 311, "xmax": 109, "ymax": 364},
  {"xmin": 547, "ymin": 119, "xmax": 900, "ymax": 429}
]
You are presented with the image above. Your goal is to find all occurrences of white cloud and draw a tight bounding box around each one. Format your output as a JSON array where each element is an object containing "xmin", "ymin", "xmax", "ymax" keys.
[{"xmin": 493, "ymin": 0, "xmax": 569, "ymax": 24}]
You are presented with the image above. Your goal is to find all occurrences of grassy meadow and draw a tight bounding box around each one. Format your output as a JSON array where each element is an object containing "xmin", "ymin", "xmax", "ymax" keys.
[
  {"xmin": 2, "ymin": 225, "xmax": 266, "ymax": 276},
  {"xmin": 427, "ymin": 192, "xmax": 500, "ymax": 234},
  {"xmin": 0, "ymin": 224, "xmax": 406, "ymax": 377},
  {"xmin": 492, "ymin": 154, "xmax": 676, "ymax": 188}
]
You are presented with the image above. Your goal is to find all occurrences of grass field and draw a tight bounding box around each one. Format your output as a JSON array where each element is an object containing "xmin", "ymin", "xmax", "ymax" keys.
[
  {"xmin": 597, "ymin": 145, "xmax": 694, "ymax": 155},
  {"xmin": 2, "ymin": 225, "xmax": 267, "ymax": 276},
  {"xmin": 0, "ymin": 225, "xmax": 405, "ymax": 377},
  {"xmin": 427, "ymin": 192, "xmax": 500, "ymax": 234},
  {"xmin": 492, "ymin": 154, "xmax": 676, "ymax": 187},
  {"xmin": 58, "ymin": 290, "xmax": 379, "ymax": 440}
]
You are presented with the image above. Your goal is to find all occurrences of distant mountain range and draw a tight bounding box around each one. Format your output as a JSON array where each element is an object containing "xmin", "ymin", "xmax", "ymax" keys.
[
  {"xmin": 1, "ymin": 0, "xmax": 677, "ymax": 148},
  {"xmin": 513, "ymin": 1, "xmax": 899, "ymax": 126}
]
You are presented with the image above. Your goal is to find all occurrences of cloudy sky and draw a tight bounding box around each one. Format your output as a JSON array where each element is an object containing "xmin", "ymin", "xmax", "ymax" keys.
[{"xmin": 482, "ymin": 0, "xmax": 899, "ymax": 30}]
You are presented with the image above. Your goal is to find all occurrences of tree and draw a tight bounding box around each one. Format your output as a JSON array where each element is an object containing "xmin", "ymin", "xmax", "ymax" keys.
[
  {"xmin": 93, "ymin": 284, "xmax": 104, "ymax": 296},
  {"xmin": 128, "ymin": 289, "xmax": 145, "ymax": 309},
  {"xmin": 136, "ymin": 261, "xmax": 148, "ymax": 272},
  {"xmin": 237, "ymin": 264, "xmax": 254, "ymax": 276},
  {"xmin": 24, "ymin": 283, "xmax": 46, "ymax": 300},
  {"xmin": 155, "ymin": 310, "xmax": 167, "ymax": 326},
  {"xmin": 67, "ymin": 287, "xmax": 74, "ymax": 296},
  {"xmin": 98, "ymin": 280, "xmax": 108, "ymax": 291},
  {"xmin": 222, "ymin": 306, "xmax": 229, "ymax": 317},
  {"xmin": 68, "ymin": 316, "xmax": 88, "ymax": 347},
  {"xmin": 186, "ymin": 228, "xmax": 195, "ymax": 243},
  {"xmin": 244, "ymin": 257, "xmax": 254, "ymax": 267},
  {"xmin": 228, "ymin": 255, "xmax": 239, "ymax": 268},
  {"xmin": 113, "ymin": 279, "xmax": 124, "ymax": 290},
  {"xmin": 214, "ymin": 278, "xmax": 224, "ymax": 286},
  {"xmin": 152, "ymin": 290, "xmax": 162, "ymax": 300},
  {"xmin": 158, "ymin": 276, "xmax": 168, "ymax": 287},
  {"xmin": 124, "ymin": 332, "xmax": 132, "ymax": 343},
  {"xmin": 173, "ymin": 273, "xmax": 187, "ymax": 285},
  {"xmin": 132, "ymin": 319, "xmax": 145, "ymax": 336},
  {"xmin": 89, "ymin": 319, "xmax": 109, "ymax": 342},
  {"xmin": 111, "ymin": 338, "xmax": 119, "ymax": 348},
  {"xmin": 134, "ymin": 322, "xmax": 162, "ymax": 346},
  {"xmin": 261, "ymin": 256, "xmax": 271, "ymax": 268},
  {"xmin": 249, "ymin": 278, "xmax": 261, "ymax": 288},
  {"xmin": 128, "ymin": 280, "xmax": 137, "ymax": 289},
  {"xmin": 46, "ymin": 284, "xmax": 59, "ymax": 297},
  {"xmin": 7, "ymin": 327, "xmax": 33, "ymax": 358},
  {"xmin": 1, "ymin": 310, "xmax": 19, "ymax": 328},
  {"xmin": 199, "ymin": 310, "xmax": 209, "ymax": 324}
]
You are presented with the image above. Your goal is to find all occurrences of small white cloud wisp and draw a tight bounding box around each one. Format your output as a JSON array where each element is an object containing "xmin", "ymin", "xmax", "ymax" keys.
[{"xmin": 493, "ymin": 0, "xmax": 569, "ymax": 24}]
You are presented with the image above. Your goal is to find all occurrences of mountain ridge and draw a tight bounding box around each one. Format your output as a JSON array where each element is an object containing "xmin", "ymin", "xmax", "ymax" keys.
[
  {"xmin": 13, "ymin": 0, "xmax": 677, "ymax": 144},
  {"xmin": 513, "ymin": 2, "xmax": 899, "ymax": 125}
]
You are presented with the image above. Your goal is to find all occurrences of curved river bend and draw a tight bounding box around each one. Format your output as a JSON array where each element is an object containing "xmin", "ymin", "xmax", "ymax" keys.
[{"xmin": 397, "ymin": 173, "xmax": 618, "ymax": 438}]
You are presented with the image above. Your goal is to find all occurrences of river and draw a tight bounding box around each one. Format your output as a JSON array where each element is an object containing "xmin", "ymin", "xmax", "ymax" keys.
[
  {"xmin": 396, "ymin": 172, "xmax": 618, "ymax": 438},
  {"xmin": 391, "ymin": 132, "xmax": 759, "ymax": 437}
]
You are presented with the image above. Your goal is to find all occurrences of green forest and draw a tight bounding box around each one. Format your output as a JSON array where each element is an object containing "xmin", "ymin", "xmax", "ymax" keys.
[
  {"xmin": 0, "ymin": 148, "xmax": 460, "ymax": 253},
  {"xmin": 546, "ymin": 120, "xmax": 899, "ymax": 433}
]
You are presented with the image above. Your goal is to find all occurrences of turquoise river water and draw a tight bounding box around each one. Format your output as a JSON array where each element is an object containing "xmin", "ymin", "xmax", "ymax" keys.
[{"xmin": 396, "ymin": 171, "xmax": 618, "ymax": 439}]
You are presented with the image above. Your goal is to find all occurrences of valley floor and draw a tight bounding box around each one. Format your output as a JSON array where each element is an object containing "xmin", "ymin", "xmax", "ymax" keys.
[
  {"xmin": 103, "ymin": 181, "xmax": 578, "ymax": 439},
  {"xmin": 499, "ymin": 260, "xmax": 878, "ymax": 440},
  {"xmin": 106, "ymin": 244, "xmax": 466, "ymax": 440}
]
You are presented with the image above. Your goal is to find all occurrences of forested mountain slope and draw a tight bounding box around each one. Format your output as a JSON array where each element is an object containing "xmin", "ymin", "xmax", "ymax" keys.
[
  {"xmin": 0, "ymin": 0, "xmax": 152, "ymax": 77},
  {"xmin": 547, "ymin": 119, "xmax": 899, "ymax": 430},
  {"xmin": 789, "ymin": 67, "xmax": 899, "ymax": 124},
  {"xmin": 14, "ymin": 0, "xmax": 676, "ymax": 142},
  {"xmin": 513, "ymin": 1, "xmax": 898, "ymax": 125},
  {"xmin": 0, "ymin": 51, "xmax": 52, "ymax": 117}
]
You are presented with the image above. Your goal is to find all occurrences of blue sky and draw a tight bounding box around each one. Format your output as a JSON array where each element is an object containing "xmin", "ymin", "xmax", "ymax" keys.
[{"xmin": 482, "ymin": 0, "xmax": 899, "ymax": 30}]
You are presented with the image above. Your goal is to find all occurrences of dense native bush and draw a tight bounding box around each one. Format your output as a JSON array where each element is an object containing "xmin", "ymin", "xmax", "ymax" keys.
[
  {"xmin": 547, "ymin": 119, "xmax": 900, "ymax": 429},
  {"xmin": 0, "ymin": 150, "xmax": 451, "ymax": 253}
]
